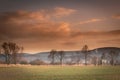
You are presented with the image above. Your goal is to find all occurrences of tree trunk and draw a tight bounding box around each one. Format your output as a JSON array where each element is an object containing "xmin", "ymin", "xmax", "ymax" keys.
[
  {"xmin": 13, "ymin": 53, "xmax": 17, "ymax": 65},
  {"xmin": 60, "ymin": 57, "xmax": 62, "ymax": 65},
  {"xmin": 5, "ymin": 55, "xmax": 8, "ymax": 65},
  {"xmin": 51, "ymin": 55, "xmax": 54, "ymax": 64},
  {"xmin": 85, "ymin": 54, "xmax": 87, "ymax": 65}
]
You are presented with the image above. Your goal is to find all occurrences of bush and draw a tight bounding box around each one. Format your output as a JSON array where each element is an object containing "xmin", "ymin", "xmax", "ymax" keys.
[
  {"xmin": 20, "ymin": 60, "xmax": 29, "ymax": 64},
  {"xmin": 0, "ymin": 60, "xmax": 5, "ymax": 64},
  {"xmin": 30, "ymin": 59, "xmax": 47, "ymax": 65}
]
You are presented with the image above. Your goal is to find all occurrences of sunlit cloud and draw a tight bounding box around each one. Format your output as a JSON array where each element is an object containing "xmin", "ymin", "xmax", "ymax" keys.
[
  {"xmin": 112, "ymin": 14, "xmax": 120, "ymax": 19},
  {"xmin": 53, "ymin": 7, "xmax": 76, "ymax": 18},
  {"xmin": 0, "ymin": 6, "xmax": 119, "ymax": 52},
  {"xmin": 0, "ymin": 7, "xmax": 76, "ymax": 25},
  {"xmin": 79, "ymin": 18, "xmax": 102, "ymax": 25},
  {"xmin": 0, "ymin": 7, "xmax": 75, "ymax": 41}
]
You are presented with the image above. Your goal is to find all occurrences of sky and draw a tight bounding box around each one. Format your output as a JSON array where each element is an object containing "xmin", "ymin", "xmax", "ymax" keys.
[{"xmin": 0, "ymin": 0, "xmax": 120, "ymax": 53}]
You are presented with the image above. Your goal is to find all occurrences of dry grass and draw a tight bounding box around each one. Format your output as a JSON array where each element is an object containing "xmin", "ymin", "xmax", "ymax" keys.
[{"xmin": 0, "ymin": 65, "xmax": 120, "ymax": 80}]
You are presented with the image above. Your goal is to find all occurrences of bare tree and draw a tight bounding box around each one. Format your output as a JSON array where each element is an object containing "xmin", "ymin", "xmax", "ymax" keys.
[
  {"xmin": 1, "ymin": 42, "xmax": 23, "ymax": 65},
  {"xmin": 76, "ymin": 51, "xmax": 81, "ymax": 65},
  {"xmin": 57, "ymin": 50, "xmax": 65, "ymax": 65},
  {"xmin": 70, "ymin": 53, "xmax": 76, "ymax": 65},
  {"xmin": 82, "ymin": 45, "xmax": 89, "ymax": 65},
  {"xmin": 48, "ymin": 49, "xmax": 57, "ymax": 64},
  {"xmin": 10, "ymin": 42, "xmax": 20, "ymax": 64},
  {"xmin": 1, "ymin": 42, "xmax": 11, "ymax": 65},
  {"xmin": 100, "ymin": 53, "xmax": 106, "ymax": 65},
  {"xmin": 109, "ymin": 51, "xmax": 119, "ymax": 66},
  {"xmin": 91, "ymin": 56, "xmax": 97, "ymax": 66},
  {"xmin": 18, "ymin": 46, "xmax": 24, "ymax": 63}
]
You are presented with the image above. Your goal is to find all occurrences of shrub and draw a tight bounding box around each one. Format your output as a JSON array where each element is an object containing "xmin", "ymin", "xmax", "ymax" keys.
[{"xmin": 30, "ymin": 59, "xmax": 47, "ymax": 65}]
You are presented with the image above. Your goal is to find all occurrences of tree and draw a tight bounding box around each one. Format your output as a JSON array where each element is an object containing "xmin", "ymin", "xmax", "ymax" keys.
[
  {"xmin": 82, "ymin": 45, "xmax": 89, "ymax": 65},
  {"xmin": 48, "ymin": 49, "xmax": 57, "ymax": 64},
  {"xmin": 91, "ymin": 56, "xmax": 97, "ymax": 66},
  {"xmin": 10, "ymin": 42, "xmax": 20, "ymax": 64},
  {"xmin": 100, "ymin": 53, "xmax": 106, "ymax": 65},
  {"xmin": 17, "ymin": 46, "xmax": 24, "ymax": 63},
  {"xmin": 76, "ymin": 51, "xmax": 81, "ymax": 65},
  {"xmin": 57, "ymin": 50, "xmax": 65, "ymax": 65},
  {"xmin": 1, "ymin": 42, "xmax": 23, "ymax": 65},
  {"xmin": 70, "ymin": 53, "xmax": 77, "ymax": 65},
  {"xmin": 1, "ymin": 42, "xmax": 11, "ymax": 65},
  {"xmin": 109, "ymin": 51, "xmax": 119, "ymax": 66}
]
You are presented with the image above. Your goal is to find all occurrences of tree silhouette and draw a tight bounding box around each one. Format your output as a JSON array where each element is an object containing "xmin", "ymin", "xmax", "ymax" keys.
[
  {"xmin": 100, "ymin": 53, "xmax": 106, "ymax": 65},
  {"xmin": 1, "ymin": 42, "xmax": 11, "ymax": 64},
  {"xmin": 48, "ymin": 49, "xmax": 57, "ymax": 64},
  {"xmin": 91, "ymin": 56, "xmax": 98, "ymax": 66},
  {"xmin": 76, "ymin": 51, "xmax": 81, "ymax": 65},
  {"xmin": 10, "ymin": 42, "xmax": 20, "ymax": 64},
  {"xmin": 1, "ymin": 42, "xmax": 23, "ymax": 65},
  {"xmin": 18, "ymin": 46, "xmax": 24, "ymax": 62},
  {"xmin": 57, "ymin": 50, "xmax": 65, "ymax": 65},
  {"xmin": 109, "ymin": 51, "xmax": 119, "ymax": 66},
  {"xmin": 82, "ymin": 45, "xmax": 89, "ymax": 65}
]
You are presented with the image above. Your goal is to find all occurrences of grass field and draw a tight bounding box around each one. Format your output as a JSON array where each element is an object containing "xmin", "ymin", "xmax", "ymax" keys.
[{"xmin": 0, "ymin": 65, "xmax": 120, "ymax": 80}]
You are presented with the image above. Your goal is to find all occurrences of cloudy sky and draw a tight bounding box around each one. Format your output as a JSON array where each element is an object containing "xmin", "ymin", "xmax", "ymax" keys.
[{"xmin": 0, "ymin": 0, "xmax": 120, "ymax": 53}]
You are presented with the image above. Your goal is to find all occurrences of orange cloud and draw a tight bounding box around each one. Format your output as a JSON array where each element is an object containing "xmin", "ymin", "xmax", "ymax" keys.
[
  {"xmin": 112, "ymin": 14, "xmax": 120, "ymax": 19},
  {"xmin": 0, "ymin": 10, "xmax": 72, "ymax": 41},
  {"xmin": 1, "ymin": 7, "xmax": 76, "ymax": 25},
  {"xmin": 0, "ymin": 10, "xmax": 120, "ymax": 53},
  {"xmin": 79, "ymin": 18, "xmax": 102, "ymax": 25},
  {"xmin": 53, "ymin": 7, "xmax": 76, "ymax": 17}
]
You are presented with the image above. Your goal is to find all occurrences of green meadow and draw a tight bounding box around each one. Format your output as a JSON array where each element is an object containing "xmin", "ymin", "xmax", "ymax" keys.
[{"xmin": 0, "ymin": 65, "xmax": 120, "ymax": 80}]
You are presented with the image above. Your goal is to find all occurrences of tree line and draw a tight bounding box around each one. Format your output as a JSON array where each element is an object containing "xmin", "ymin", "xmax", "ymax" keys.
[
  {"xmin": 0, "ymin": 42, "xmax": 119, "ymax": 66},
  {"xmin": 48, "ymin": 45, "xmax": 119, "ymax": 66},
  {"xmin": 47, "ymin": 45, "xmax": 89, "ymax": 65}
]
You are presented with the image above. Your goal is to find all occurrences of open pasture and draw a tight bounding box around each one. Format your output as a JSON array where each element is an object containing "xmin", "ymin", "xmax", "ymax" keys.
[{"xmin": 0, "ymin": 65, "xmax": 120, "ymax": 80}]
